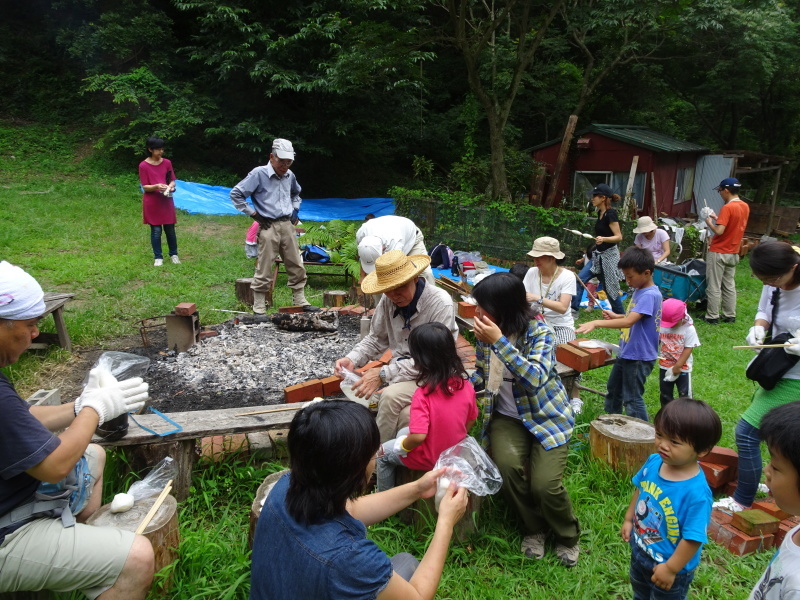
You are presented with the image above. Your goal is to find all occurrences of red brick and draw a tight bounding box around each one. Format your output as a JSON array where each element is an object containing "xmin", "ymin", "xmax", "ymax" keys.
[
  {"xmin": 720, "ymin": 524, "xmax": 773, "ymax": 555},
  {"xmin": 350, "ymin": 306, "xmax": 366, "ymax": 315},
  {"xmin": 711, "ymin": 521, "xmax": 735, "ymax": 547},
  {"xmin": 711, "ymin": 508, "xmax": 734, "ymax": 527},
  {"xmin": 457, "ymin": 302, "xmax": 477, "ymax": 319},
  {"xmin": 457, "ymin": 345, "xmax": 476, "ymax": 359},
  {"xmin": 321, "ymin": 375, "xmax": 342, "ymax": 396},
  {"xmin": 724, "ymin": 480, "xmax": 738, "ymax": 496},
  {"xmin": 752, "ymin": 499, "xmax": 790, "ymax": 521},
  {"xmin": 175, "ymin": 302, "xmax": 197, "ymax": 316},
  {"xmin": 199, "ymin": 330, "xmax": 219, "ymax": 340},
  {"xmin": 326, "ymin": 306, "xmax": 342, "ymax": 312},
  {"xmin": 731, "ymin": 509, "xmax": 780, "ymax": 536},
  {"xmin": 378, "ymin": 349, "xmax": 393, "ymax": 364},
  {"xmin": 774, "ymin": 521, "xmax": 794, "ymax": 547},
  {"xmin": 456, "ymin": 334, "xmax": 472, "ymax": 349},
  {"xmin": 556, "ymin": 344, "xmax": 591, "ymax": 372},
  {"xmin": 367, "ymin": 309, "xmax": 376, "ymax": 316},
  {"xmin": 705, "ymin": 446, "xmax": 739, "ymax": 475},
  {"xmin": 356, "ymin": 360, "xmax": 383, "ymax": 374},
  {"xmin": 284, "ymin": 379, "xmax": 323, "ymax": 403},
  {"xmin": 199, "ymin": 435, "xmax": 225, "ymax": 462},
  {"xmin": 223, "ymin": 433, "xmax": 249, "ymax": 453},
  {"xmin": 699, "ymin": 462, "xmax": 734, "ymax": 489},
  {"xmin": 568, "ymin": 338, "xmax": 608, "ymax": 368},
  {"xmin": 278, "ymin": 306, "xmax": 305, "ymax": 313},
  {"xmin": 340, "ymin": 305, "xmax": 357, "ymax": 315}
]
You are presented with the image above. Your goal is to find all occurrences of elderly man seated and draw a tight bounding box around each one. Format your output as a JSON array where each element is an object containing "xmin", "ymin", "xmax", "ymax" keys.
[
  {"xmin": 335, "ymin": 250, "xmax": 458, "ymax": 442},
  {"xmin": 0, "ymin": 261, "xmax": 154, "ymax": 599}
]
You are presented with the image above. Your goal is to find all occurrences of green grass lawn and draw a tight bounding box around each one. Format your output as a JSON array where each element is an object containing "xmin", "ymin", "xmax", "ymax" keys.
[{"xmin": 0, "ymin": 121, "xmax": 775, "ymax": 599}]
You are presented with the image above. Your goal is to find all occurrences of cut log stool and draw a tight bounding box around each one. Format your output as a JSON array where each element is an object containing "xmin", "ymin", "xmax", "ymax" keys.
[
  {"xmin": 590, "ymin": 415, "xmax": 655, "ymax": 475},
  {"xmin": 87, "ymin": 494, "xmax": 179, "ymax": 592},
  {"xmin": 324, "ymin": 290, "xmax": 348, "ymax": 307},
  {"xmin": 249, "ymin": 469, "xmax": 290, "ymax": 548}
]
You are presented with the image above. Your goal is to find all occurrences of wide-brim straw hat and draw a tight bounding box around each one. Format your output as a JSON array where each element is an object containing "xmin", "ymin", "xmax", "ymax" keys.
[
  {"xmin": 361, "ymin": 250, "xmax": 431, "ymax": 294},
  {"xmin": 527, "ymin": 236, "xmax": 565, "ymax": 259},
  {"xmin": 633, "ymin": 216, "xmax": 658, "ymax": 234}
]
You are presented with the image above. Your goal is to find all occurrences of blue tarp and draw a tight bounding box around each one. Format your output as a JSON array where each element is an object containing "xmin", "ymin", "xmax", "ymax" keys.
[
  {"xmin": 431, "ymin": 266, "xmax": 509, "ymax": 280},
  {"xmin": 171, "ymin": 179, "xmax": 395, "ymax": 221}
]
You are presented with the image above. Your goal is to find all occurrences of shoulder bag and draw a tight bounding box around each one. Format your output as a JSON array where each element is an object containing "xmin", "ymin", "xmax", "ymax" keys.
[{"xmin": 745, "ymin": 289, "xmax": 799, "ymax": 390}]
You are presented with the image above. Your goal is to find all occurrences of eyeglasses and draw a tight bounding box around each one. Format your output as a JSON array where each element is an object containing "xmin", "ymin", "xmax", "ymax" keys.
[
  {"xmin": 753, "ymin": 271, "xmax": 791, "ymax": 287},
  {"xmin": 273, "ymin": 158, "xmax": 293, "ymax": 166}
]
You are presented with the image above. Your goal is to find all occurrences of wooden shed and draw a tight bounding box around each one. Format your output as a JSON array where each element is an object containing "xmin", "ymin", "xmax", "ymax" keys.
[{"xmin": 530, "ymin": 124, "xmax": 708, "ymax": 217}]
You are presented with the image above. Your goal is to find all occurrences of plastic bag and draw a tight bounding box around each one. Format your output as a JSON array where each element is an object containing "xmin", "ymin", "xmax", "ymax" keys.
[
  {"xmin": 577, "ymin": 339, "xmax": 618, "ymax": 356},
  {"xmin": 433, "ymin": 436, "xmax": 502, "ymax": 498},
  {"xmin": 84, "ymin": 351, "xmax": 151, "ymax": 386},
  {"xmin": 335, "ymin": 366, "xmax": 371, "ymax": 408},
  {"xmin": 128, "ymin": 457, "xmax": 177, "ymax": 501}
]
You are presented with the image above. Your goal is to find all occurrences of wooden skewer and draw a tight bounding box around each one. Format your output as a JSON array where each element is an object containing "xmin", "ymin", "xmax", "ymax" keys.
[
  {"xmin": 236, "ymin": 405, "xmax": 303, "ymax": 417},
  {"xmin": 135, "ymin": 480, "xmax": 173, "ymax": 534},
  {"xmin": 575, "ymin": 274, "xmax": 601, "ymax": 305},
  {"xmin": 731, "ymin": 344, "xmax": 793, "ymax": 349}
]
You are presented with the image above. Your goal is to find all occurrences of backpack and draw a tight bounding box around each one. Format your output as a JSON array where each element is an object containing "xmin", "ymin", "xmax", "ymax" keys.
[
  {"xmin": 301, "ymin": 244, "xmax": 331, "ymax": 263},
  {"xmin": 429, "ymin": 243, "xmax": 454, "ymax": 269}
]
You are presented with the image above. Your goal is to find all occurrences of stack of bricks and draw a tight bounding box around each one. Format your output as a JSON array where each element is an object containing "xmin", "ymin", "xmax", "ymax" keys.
[{"xmin": 699, "ymin": 446, "xmax": 739, "ymax": 496}]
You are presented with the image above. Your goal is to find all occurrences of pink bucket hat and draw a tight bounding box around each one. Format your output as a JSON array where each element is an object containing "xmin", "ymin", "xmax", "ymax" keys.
[{"xmin": 661, "ymin": 298, "xmax": 688, "ymax": 328}]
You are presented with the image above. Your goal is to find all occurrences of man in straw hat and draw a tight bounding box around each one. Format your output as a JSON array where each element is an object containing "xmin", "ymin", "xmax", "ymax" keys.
[
  {"xmin": 356, "ymin": 215, "xmax": 435, "ymax": 286},
  {"xmin": 335, "ymin": 250, "xmax": 458, "ymax": 442},
  {"xmin": 0, "ymin": 261, "xmax": 154, "ymax": 598},
  {"xmin": 231, "ymin": 137, "xmax": 318, "ymax": 313}
]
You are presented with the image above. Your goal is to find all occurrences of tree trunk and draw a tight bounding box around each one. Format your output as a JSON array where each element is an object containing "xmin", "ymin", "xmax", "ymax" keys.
[
  {"xmin": 486, "ymin": 113, "xmax": 510, "ymax": 200},
  {"xmin": 249, "ymin": 470, "xmax": 290, "ymax": 548},
  {"xmin": 589, "ymin": 415, "xmax": 654, "ymax": 475},
  {"xmin": 544, "ymin": 115, "xmax": 578, "ymax": 208}
]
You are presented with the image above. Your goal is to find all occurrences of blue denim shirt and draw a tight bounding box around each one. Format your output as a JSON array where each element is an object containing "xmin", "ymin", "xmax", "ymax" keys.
[{"xmin": 250, "ymin": 474, "xmax": 393, "ymax": 599}]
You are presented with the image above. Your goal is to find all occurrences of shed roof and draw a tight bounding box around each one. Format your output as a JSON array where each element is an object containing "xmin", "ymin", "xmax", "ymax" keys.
[{"xmin": 530, "ymin": 124, "xmax": 708, "ymax": 153}]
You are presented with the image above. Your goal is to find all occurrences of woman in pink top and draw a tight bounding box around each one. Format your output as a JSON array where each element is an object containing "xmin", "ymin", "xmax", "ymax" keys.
[
  {"xmin": 376, "ymin": 322, "xmax": 478, "ymax": 491},
  {"xmin": 633, "ymin": 216, "xmax": 670, "ymax": 264},
  {"xmin": 139, "ymin": 137, "xmax": 178, "ymax": 266}
]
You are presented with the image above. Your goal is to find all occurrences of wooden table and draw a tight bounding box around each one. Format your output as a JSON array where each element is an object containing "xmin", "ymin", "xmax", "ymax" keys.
[{"xmin": 29, "ymin": 292, "xmax": 75, "ymax": 352}]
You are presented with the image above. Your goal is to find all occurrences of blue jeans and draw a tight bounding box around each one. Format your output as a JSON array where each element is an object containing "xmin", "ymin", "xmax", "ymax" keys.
[
  {"xmin": 630, "ymin": 541, "xmax": 696, "ymax": 600},
  {"xmin": 658, "ymin": 369, "xmax": 691, "ymax": 407},
  {"xmin": 733, "ymin": 418, "xmax": 761, "ymax": 507},
  {"xmin": 150, "ymin": 224, "xmax": 177, "ymax": 259},
  {"xmin": 572, "ymin": 261, "xmax": 595, "ymax": 311},
  {"xmin": 605, "ymin": 358, "xmax": 655, "ymax": 421}
]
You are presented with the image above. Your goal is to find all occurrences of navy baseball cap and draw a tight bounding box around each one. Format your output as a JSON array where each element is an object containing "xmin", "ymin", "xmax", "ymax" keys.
[
  {"xmin": 714, "ymin": 177, "xmax": 741, "ymax": 190},
  {"xmin": 591, "ymin": 183, "xmax": 615, "ymax": 197}
]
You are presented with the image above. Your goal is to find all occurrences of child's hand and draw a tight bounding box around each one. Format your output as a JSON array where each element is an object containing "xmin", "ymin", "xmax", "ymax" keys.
[
  {"xmin": 575, "ymin": 321, "xmax": 596, "ymax": 334},
  {"xmin": 601, "ymin": 309, "xmax": 618, "ymax": 320},
  {"xmin": 620, "ymin": 520, "xmax": 633, "ymax": 542},
  {"xmin": 671, "ymin": 366, "xmax": 681, "ymax": 376},
  {"xmin": 651, "ymin": 563, "xmax": 677, "ymax": 590}
]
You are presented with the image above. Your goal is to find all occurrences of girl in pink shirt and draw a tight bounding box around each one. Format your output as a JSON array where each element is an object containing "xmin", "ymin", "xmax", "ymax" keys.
[{"xmin": 376, "ymin": 322, "xmax": 478, "ymax": 491}]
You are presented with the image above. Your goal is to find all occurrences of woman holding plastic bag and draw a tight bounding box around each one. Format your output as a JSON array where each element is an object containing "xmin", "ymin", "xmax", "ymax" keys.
[
  {"xmin": 250, "ymin": 400, "xmax": 468, "ymax": 600},
  {"xmin": 470, "ymin": 273, "xmax": 581, "ymax": 567}
]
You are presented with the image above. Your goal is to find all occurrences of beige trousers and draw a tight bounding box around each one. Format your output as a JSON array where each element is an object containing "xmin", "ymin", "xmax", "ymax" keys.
[
  {"xmin": 705, "ymin": 250, "xmax": 740, "ymax": 319},
  {"xmin": 251, "ymin": 220, "xmax": 307, "ymax": 295},
  {"xmin": 375, "ymin": 380, "xmax": 419, "ymax": 442}
]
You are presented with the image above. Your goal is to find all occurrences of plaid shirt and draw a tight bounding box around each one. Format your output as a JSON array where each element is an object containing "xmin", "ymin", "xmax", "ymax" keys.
[{"xmin": 471, "ymin": 320, "xmax": 573, "ymax": 450}]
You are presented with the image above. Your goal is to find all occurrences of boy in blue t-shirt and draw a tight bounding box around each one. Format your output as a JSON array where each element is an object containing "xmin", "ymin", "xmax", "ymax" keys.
[
  {"xmin": 622, "ymin": 398, "xmax": 722, "ymax": 600},
  {"xmin": 577, "ymin": 246, "xmax": 662, "ymax": 421}
]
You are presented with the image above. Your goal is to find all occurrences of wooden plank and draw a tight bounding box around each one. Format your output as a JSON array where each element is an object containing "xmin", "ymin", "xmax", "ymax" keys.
[{"xmin": 51, "ymin": 306, "xmax": 72, "ymax": 351}]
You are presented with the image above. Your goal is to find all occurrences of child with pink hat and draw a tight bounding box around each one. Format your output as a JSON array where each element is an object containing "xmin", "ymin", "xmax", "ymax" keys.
[{"xmin": 658, "ymin": 299, "xmax": 701, "ymax": 406}]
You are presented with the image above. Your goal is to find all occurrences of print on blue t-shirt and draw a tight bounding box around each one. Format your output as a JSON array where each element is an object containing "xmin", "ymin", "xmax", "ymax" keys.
[{"xmin": 619, "ymin": 285, "xmax": 662, "ymax": 361}]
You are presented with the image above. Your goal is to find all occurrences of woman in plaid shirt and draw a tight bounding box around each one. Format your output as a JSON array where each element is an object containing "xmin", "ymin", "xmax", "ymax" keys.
[{"xmin": 471, "ymin": 273, "xmax": 580, "ymax": 567}]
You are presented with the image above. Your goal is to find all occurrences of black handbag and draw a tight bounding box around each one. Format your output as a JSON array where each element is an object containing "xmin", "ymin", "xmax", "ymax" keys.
[{"xmin": 745, "ymin": 289, "xmax": 799, "ymax": 390}]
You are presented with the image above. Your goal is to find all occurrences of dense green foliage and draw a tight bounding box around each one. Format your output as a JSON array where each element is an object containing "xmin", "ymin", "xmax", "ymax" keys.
[{"xmin": 2, "ymin": 0, "xmax": 800, "ymax": 198}]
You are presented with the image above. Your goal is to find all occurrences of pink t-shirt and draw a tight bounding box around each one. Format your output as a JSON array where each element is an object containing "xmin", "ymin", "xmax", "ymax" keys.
[
  {"xmin": 139, "ymin": 158, "xmax": 177, "ymax": 225},
  {"xmin": 401, "ymin": 377, "xmax": 478, "ymax": 471},
  {"xmin": 635, "ymin": 229, "xmax": 670, "ymax": 262}
]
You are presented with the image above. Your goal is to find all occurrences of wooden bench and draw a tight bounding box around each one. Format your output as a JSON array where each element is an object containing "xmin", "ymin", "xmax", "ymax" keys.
[
  {"xmin": 29, "ymin": 292, "xmax": 75, "ymax": 352},
  {"xmin": 235, "ymin": 260, "xmax": 353, "ymax": 307}
]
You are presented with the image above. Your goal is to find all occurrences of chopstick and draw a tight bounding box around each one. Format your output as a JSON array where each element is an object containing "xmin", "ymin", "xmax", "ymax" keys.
[
  {"xmin": 731, "ymin": 344, "xmax": 793, "ymax": 349},
  {"xmin": 135, "ymin": 480, "xmax": 173, "ymax": 534},
  {"xmin": 235, "ymin": 406, "xmax": 303, "ymax": 417}
]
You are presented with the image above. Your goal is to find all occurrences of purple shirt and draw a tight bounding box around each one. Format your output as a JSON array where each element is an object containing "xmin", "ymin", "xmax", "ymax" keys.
[
  {"xmin": 635, "ymin": 229, "xmax": 670, "ymax": 262},
  {"xmin": 619, "ymin": 285, "xmax": 662, "ymax": 361}
]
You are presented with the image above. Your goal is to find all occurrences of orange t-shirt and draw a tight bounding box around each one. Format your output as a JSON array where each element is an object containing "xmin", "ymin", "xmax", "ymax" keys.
[{"xmin": 709, "ymin": 199, "xmax": 749, "ymax": 254}]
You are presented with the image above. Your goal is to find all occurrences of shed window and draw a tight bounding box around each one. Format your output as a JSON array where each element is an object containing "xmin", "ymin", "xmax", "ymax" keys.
[{"xmin": 675, "ymin": 167, "xmax": 695, "ymax": 204}]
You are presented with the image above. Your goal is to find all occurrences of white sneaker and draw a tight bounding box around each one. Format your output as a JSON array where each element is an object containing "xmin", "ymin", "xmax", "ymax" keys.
[
  {"xmin": 170, "ymin": 255, "xmax": 181, "ymax": 264},
  {"xmin": 570, "ymin": 398, "xmax": 583, "ymax": 414},
  {"xmin": 154, "ymin": 259, "xmax": 163, "ymax": 267},
  {"xmin": 757, "ymin": 483, "xmax": 770, "ymax": 494},
  {"xmin": 713, "ymin": 497, "xmax": 746, "ymax": 513}
]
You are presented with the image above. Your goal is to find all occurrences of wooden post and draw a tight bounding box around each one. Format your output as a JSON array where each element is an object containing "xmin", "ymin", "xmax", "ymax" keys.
[
  {"xmin": 544, "ymin": 114, "xmax": 578, "ymax": 208},
  {"xmin": 589, "ymin": 414, "xmax": 654, "ymax": 475},
  {"xmin": 622, "ymin": 155, "xmax": 639, "ymax": 218},
  {"xmin": 323, "ymin": 290, "xmax": 348, "ymax": 307},
  {"xmin": 650, "ymin": 171, "xmax": 657, "ymax": 219},
  {"xmin": 249, "ymin": 470, "xmax": 290, "ymax": 548},
  {"xmin": 765, "ymin": 164, "xmax": 783, "ymax": 237}
]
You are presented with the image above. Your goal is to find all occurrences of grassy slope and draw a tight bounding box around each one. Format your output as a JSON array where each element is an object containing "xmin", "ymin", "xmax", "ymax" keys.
[{"xmin": 0, "ymin": 121, "xmax": 772, "ymax": 599}]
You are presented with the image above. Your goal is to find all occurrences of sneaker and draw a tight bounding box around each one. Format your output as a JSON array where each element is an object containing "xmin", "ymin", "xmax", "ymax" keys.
[
  {"xmin": 570, "ymin": 398, "xmax": 584, "ymax": 414},
  {"xmin": 583, "ymin": 306, "xmax": 594, "ymax": 312},
  {"xmin": 556, "ymin": 543, "xmax": 580, "ymax": 568},
  {"xmin": 713, "ymin": 496, "xmax": 747, "ymax": 513},
  {"xmin": 721, "ymin": 316, "xmax": 736, "ymax": 323},
  {"xmin": 701, "ymin": 316, "xmax": 719, "ymax": 325},
  {"xmin": 757, "ymin": 483, "xmax": 770, "ymax": 494},
  {"xmin": 521, "ymin": 533, "xmax": 546, "ymax": 559},
  {"xmin": 154, "ymin": 258, "xmax": 163, "ymax": 267},
  {"xmin": 170, "ymin": 255, "xmax": 181, "ymax": 264}
]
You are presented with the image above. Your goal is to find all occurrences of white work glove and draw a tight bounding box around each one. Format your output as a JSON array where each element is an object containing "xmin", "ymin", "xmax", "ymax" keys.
[
  {"xmin": 785, "ymin": 338, "xmax": 800, "ymax": 357},
  {"xmin": 381, "ymin": 435, "xmax": 409, "ymax": 458},
  {"xmin": 699, "ymin": 207, "xmax": 714, "ymax": 220},
  {"xmin": 79, "ymin": 377, "xmax": 149, "ymax": 425},
  {"xmin": 663, "ymin": 369, "xmax": 680, "ymax": 383},
  {"xmin": 74, "ymin": 367, "xmax": 103, "ymax": 416},
  {"xmin": 746, "ymin": 326, "xmax": 766, "ymax": 348}
]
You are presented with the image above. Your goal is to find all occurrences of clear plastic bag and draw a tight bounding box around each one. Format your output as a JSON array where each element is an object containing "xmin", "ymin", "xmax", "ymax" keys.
[
  {"xmin": 83, "ymin": 351, "xmax": 151, "ymax": 386},
  {"xmin": 576, "ymin": 339, "xmax": 618, "ymax": 356},
  {"xmin": 433, "ymin": 436, "xmax": 502, "ymax": 497},
  {"xmin": 335, "ymin": 366, "xmax": 371, "ymax": 408},
  {"xmin": 128, "ymin": 457, "xmax": 177, "ymax": 501}
]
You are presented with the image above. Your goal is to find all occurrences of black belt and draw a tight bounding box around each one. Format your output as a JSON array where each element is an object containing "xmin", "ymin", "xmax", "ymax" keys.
[{"xmin": 253, "ymin": 214, "xmax": 291, "ymax": 229}]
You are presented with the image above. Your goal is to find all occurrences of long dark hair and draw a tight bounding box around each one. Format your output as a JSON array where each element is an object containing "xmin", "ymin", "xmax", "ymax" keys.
[
  {"xmin": 750, "ymin": 241, "xmax": 800, "ymax": 286},
  {"xmin": 408, "ymin": 322, "xmax": 467, "ymax": 396},
  {"xmin": 286, "ymin": 400, "xmax": 380, "ymax": 524},
  {"xmin": 471, "ymin": 272, "xmax": 536, "ymax": 338}
]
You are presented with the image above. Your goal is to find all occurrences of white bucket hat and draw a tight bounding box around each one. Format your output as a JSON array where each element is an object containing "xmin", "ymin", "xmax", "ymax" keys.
[
  {"xmin": 527, "ymin": 237, "xmax": 565, "ymax": 259},
  {"xmin": 633, "ymin": 216, "xmax": 658, "ymax": 234}
]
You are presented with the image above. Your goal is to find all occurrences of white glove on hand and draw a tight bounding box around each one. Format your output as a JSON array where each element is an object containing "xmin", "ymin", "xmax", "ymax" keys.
[
  {"xmin": 699, "ymin": 207, "xmax": 714, "ymax": 220},
  {"xmin": 663, "ymin": 369, "xmax": 680, "ymax": 383},
  {"xmin": 746, "ymin": 325, "xmax": 766, "ymax": 348},
  {"xmin": 79, "ymin": 377, "xmax": 148, "ymax": 425},
  {"xmin": 785, "ymin": 338, "xmax": 800, "ymax": 357},
  {"xmin": 381, "ymin": 435, "xmax": 409, "ymax": 458},
  {"xmin": 74, "ymin": 367, "xmax": 103, "ymax": 416}
]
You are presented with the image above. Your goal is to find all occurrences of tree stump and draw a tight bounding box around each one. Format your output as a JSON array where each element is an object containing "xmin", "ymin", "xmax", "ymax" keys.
[
  {"xmin": 249, "ymin": 469, "xmax": 290, "ymax": 548},
  {"xmin": 125, "ymin": 440, "xmax": 196, "ymax": 502},
  {"xmin": 323, "ymin": 290, "xmax": 348, "ymax": 307},
  {"xmin": 88, "ymin": 494, "xmax": 179, "ymax": 592},
  {"xmin": 235, "ymin": 277, "xmax": 255, "ymax": 307},
  {"xmin": 589, "ymin": 415, "xmax": 655, "ymax": 475}
]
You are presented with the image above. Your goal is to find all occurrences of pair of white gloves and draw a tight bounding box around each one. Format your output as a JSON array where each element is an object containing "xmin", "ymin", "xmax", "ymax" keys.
[
  {"xmin": 746, "ymin": 325, "xmax": 800, "ymax": 356},
  {"xmin": 74, "ymin": 367, "xmax": 149, "ymax": 425}
]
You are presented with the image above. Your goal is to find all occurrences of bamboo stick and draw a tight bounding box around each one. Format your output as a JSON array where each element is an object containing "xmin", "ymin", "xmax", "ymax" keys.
[
  {"xmin": 135, "ymin": 480, "xmax": 173, "ymax": 534},
  {"xmin": 235, "ymin": 406, "xmax": 303, "ymax": 417},
  {"xmin": 575, "ymin": 273, "xmax": 600, "ymax": 305},
  {"xmin": 731, "ymin": 344, "xmax": 793, "ymax": 349}
]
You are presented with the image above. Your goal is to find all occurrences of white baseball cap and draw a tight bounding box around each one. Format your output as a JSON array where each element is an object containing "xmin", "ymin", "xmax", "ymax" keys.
[
  {"xmin": 358, "ymin": 236, "xmax": 384, "ymax": 273},
  {"xmin": 272, "ymin": 138, "xmax": 295, "ymax": 160}
]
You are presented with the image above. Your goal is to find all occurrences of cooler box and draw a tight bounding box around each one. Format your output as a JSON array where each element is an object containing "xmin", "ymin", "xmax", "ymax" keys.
[{"xmin": 653, "ymin": 259, "xmax": 707, "ymax": 303}]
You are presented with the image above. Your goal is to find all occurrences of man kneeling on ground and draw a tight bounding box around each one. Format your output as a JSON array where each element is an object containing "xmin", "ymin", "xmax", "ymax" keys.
[
  {"xmin": 335, "ymin": 250, "xmax": 458, "ymax": 442},
  {"xmin": 0, "ymin": 261, "xmax": 155, "ymax": 599}
]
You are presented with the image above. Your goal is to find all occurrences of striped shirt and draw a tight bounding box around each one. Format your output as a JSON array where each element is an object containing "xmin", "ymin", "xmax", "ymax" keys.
[{"xmin": 471, "ymin": 320, "xmax": 573, "ymax": 450}]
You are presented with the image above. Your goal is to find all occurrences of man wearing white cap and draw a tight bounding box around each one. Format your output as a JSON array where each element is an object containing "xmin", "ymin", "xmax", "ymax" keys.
[
  {"xmin": 231, "ymin": 138, "xmax": 317, "ymax": 313},
  {"xmin": 0, "ymin": 261, "xmax": 154, "ymax": 598},
  {"xmin": 334, "ymin": 251, "xmax": 457, "ymax": 442},
  {"xmin": 356, "ymin": 215, "xmax": 435, "ymax": 286}
]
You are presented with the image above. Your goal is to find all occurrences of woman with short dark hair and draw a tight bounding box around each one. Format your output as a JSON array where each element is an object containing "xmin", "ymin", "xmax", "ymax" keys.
[{"xmin": 250, "ymin": 400, "xmax": 468, "ymax": 600}]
